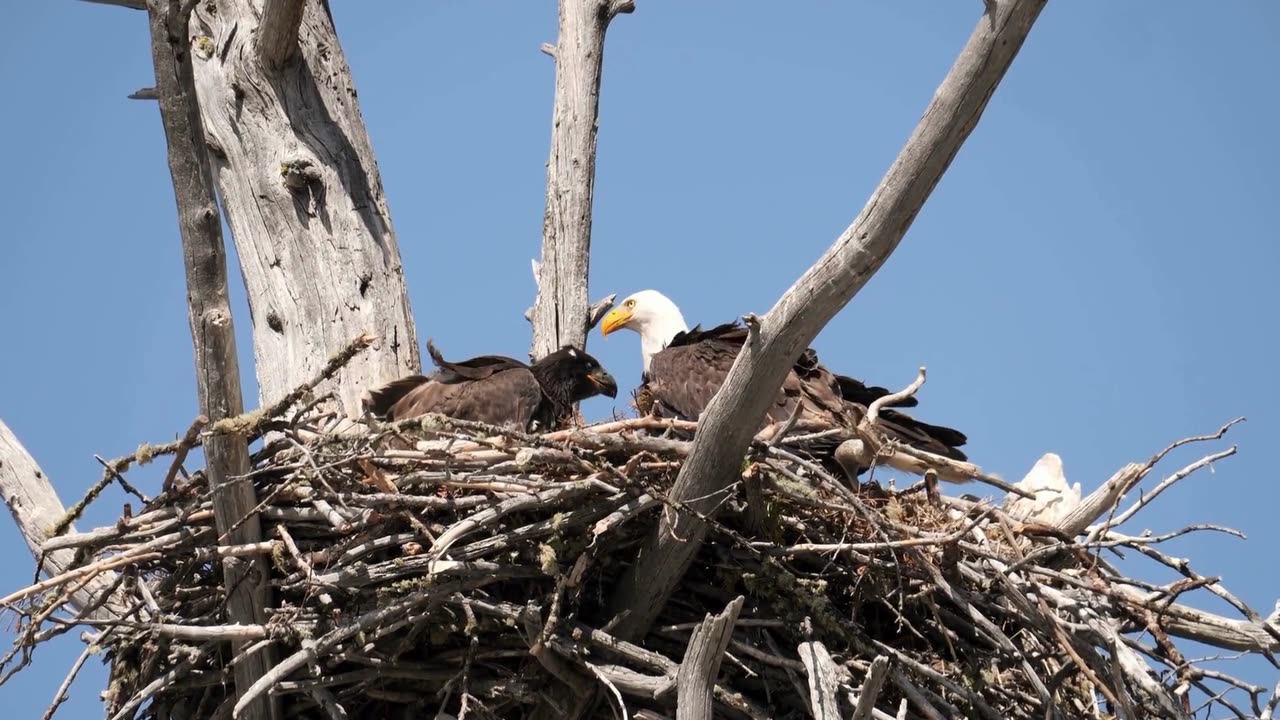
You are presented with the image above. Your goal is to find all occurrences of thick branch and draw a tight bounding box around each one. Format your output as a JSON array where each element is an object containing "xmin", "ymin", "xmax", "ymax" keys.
[
  {"xmin": 676, "ymin": 596, "xmax": 744, "ymax": 720},
  {"xmin": 607, "ymin": 0, "xmax": 1048, "ymax": 641},
  {"xmin": 798, "ymin": 641, "xmax": 843, "ymax": 720},
  {"xmin": 145, "ymin": 2, "xmax": 279, "ymax": 718},
  {"xmin": 0, "ymin": 421, "xmax": 125, "ymax": 621},
  {"xmin": 529, "ymin": 0, "xmax": 633, "ymax": 359},
  {"xmin": 256, "ymin": 0, "xmax": 304, "ymax": 69}
]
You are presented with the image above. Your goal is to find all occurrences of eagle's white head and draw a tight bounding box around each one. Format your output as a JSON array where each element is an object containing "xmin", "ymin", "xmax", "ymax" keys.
[{"xmin": 599, "ymin": 289, "xmax": 690, "ymax": 373}]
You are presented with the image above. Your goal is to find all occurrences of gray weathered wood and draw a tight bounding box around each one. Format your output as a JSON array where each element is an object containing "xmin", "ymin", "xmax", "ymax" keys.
[
  {"xmin": 186, "ymin": 0, "xmax": 420, "ymax": 416},
  {"xmin": 256, "ymin": 0, "xmax": 305, "ymax": 69},
  {"xmin": 798, "ymin": 641, "xmax": 842, "ymax": 720},
  {"xmin": 145, "ymin": 2, "xmax": 279, "ymax": 718},
  {"xmin": 606, "ymin": 0, "xmax": 1049, "ymax": 642},
  {"xmin": 851, "ymin": 656, "xmax": 892, "ymax": 720},
  {"xmin": 676, "ymin": 596, "xmax": 743, "ymax": 720},
  {"xmin": 528, "ymin": 0, "xmax": 634, "ymax": 360},
  {"xmin": 0, "ymin": 420, "xmax": 126, "ymax": 622}
]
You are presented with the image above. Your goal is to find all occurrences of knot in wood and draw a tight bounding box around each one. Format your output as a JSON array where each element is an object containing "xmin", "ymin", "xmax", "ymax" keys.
[{"xmin": 280, "ymin": 159, "xmax": 322, "ymax": 191}]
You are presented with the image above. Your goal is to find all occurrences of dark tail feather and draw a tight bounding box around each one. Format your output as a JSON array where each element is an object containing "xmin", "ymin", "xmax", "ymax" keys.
[
  {"xmin": 878, "ymin": 408, "xmax": 969, "ymax": 462},
  {"xmin": 836, "ymin": 374, "xmax": 919, "ymax": 409},
  {"xmin": 364, "ymin": 375, "xmax": 430, "ymax": 419}
]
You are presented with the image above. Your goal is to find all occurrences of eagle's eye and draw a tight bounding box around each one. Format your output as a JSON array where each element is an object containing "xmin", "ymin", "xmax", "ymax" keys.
[{"xmin": 625, "ymin": 299, "xmax": 635, "ymax": 308}]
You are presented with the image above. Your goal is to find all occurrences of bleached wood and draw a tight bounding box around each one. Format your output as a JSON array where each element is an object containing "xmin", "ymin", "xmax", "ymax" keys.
[
  {"xmin": 145, "ymin": 2, "xmax": 278, "ymax": 718},
  {"xmin": 186, "ymin": 0, "xmax": 420, "ymax": 416},
  {"xmin": 528, "ymin": 0, "xmax": 634, "ymax": 360},
  {"xmin": 256, "ymin": 0, "xmax": 304, "ymax": 69},
  {"xmin": 676, "ymin": 596, "xmax": 743, "ymax": 720},
  {"xmin": 851, "ymin": 656, "xmax": 892, "ymax": 720},
  {"xmin": 797, "ymin": 641, "xmax": 842, "ymax": 720},
  {"xmin": 607, "ymin": 0, "xmax": 1049, "ymax": 641},
  {"xmin": 0, "ymin": 420, "xmax": 125, "ymax": 621}
]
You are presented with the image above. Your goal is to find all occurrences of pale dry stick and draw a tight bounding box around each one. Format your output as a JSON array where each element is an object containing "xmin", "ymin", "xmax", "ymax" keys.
[
  {"xmin": 41, "ymin": 639, "xmax": 95, "ymax": 720},
  {"xmin": 676, "ymin": 596, "xmax": 744, "ymax": 720},
  {"xmin": 107, "ymin": 644, "xmax": 207, "ymax": 720},
  {"xmin": 797, "ymin": 641, "xmax": 843, "ymax": 720},
  {"xmin": 584, "ymin": 662, "xmax": 629, "ymax": 720},
  {"xmin": 163, "ymin": 416, "xmax": 209, "ymax": 492},
  {"xmin": 851, "ymin": 656, "xmax": 891, "ymax": 720},
  {"xmin": 1100, "ymin": 446, "xmax": 1237, "ymax": 531},
  {"xmin": 232, "ymin": 591, "xmax": 435, "ymax": 718},
  {"xmin": 305, "ymin": 686, "xmax": 350, "ymax": 720},
  {"xmin": 1261, "ymin": 679, "xmax": 1280, "ymax": 720}
]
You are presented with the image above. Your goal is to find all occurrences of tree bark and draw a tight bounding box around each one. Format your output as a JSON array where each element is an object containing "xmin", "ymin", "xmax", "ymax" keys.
[
  {"xmin": 676, "ymin": 596, "xmax": 743, "ymax": 720},
  {"xmin": 0, "ymin": 421, "xmax": 126, "ymax": 622},
  {"xmin": 184, "ymin": 0, "xmax": 420, "ymax": 416},
  {"xmin": 528, "ymin": 0, "xmax": 634, "ymax": 360},
  {"xmin": 145, "ymin": 2, "xmax": 279, "ymax": 718},
  {"xmin": 607, "ymin": 0, "xmax": 1050, "ymax": 642}
]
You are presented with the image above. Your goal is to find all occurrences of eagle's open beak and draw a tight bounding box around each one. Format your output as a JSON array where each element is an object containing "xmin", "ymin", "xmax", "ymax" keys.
[
  {"xmin": 599, "ymin": 307, "xmax": 632, "ymax": 336},
  {"xmin": 589, "ymin": 367, "xmax": 619, "ymax": 398}
]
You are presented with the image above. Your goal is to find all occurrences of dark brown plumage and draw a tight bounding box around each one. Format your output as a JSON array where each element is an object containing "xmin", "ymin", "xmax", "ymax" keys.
[
  {"xmin": 364, "ymin": 341, "xmax": 618, "ymax": 432},
  {"xmin": 639, "ymin": 322, "xmax": 968, "ymax": 468}
]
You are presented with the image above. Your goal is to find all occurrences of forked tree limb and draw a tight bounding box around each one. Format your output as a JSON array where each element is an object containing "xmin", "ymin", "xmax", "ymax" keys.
[
  {"xmin": 144, "ymin": 1, "xmax": 279, "ymax": 718},
  {"xmin": 0, "ymin": 420, "xmax": 126, "ymax": 622},
  {"xmin": 529, "ymin": 0, "xmax": 634, "ymax": 360},
  {"xmin": 606, "ymin": 0, "xmax": 1049, "ymax": 642}
]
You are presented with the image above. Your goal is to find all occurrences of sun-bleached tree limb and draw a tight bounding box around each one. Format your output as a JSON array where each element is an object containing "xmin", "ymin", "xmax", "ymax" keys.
[
  {"xmin": 145, "ymin": 1, "xmax": 279, "ymax": 718},
  {"xmin": 676, "ymin": 596, "xmax": 744, "ymax": 720},
  {"xmin": 256, "ymin": 0, "xmax": 305, "ymax": 69},
  {"xmin": 180, "ymin": 0, "xmax": 419, "ymax": 417},
  {"xmin": 0, "ymin": 421, "xmax": 126, "ymax": 622},
  {"xmin": 606, "ymin": 0, "xmax": 1049, "ymax": 642},
  {"xmin": 528, "ymin": 0, "xmax": 634, "ymax": 360},
  {"xmin": 798, "ymin": 641, "xmax": 843, "ymax": 720}
]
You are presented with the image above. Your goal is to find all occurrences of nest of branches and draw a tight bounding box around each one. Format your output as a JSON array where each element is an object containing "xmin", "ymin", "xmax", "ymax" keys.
[{"xmin": 3, "ymin": 355, "xmax": 1273, "ymax": 720}]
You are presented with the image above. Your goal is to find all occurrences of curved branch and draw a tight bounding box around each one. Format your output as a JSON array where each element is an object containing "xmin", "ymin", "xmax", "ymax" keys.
[{"xmin": 606, "ymin": 0, "xmax": 1050, "ymax": 642}]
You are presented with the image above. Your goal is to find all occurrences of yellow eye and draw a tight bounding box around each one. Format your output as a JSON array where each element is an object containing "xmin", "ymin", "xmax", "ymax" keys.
[{"xmin": 625, "ymin": 299, "xmax": 635, "ymax": 308}]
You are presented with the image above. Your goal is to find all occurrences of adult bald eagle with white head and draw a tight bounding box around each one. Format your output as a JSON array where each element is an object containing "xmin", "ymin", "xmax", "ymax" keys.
[{"xmin": 599, "ymin": 289, "xmax": 968, "ymax": 470}]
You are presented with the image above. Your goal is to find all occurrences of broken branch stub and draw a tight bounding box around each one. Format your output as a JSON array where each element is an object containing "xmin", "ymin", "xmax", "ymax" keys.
[{"xmin": 529, "ymin": 0, "xmax": 634, "ymax": 360}]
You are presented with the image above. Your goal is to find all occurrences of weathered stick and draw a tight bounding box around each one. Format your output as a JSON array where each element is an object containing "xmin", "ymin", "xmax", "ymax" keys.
[
  {"xmin": 676, "ymin": 596, "xmax": 744, "ymax": 720},
  {"xmin": 144, "ymin": 1, "xmax": 278, "ymax": 718},
  {"xmin": 608, "ymin": 0, "xmax": 1050, "ymax": 642},
  {"xmin": 851, "ymin": 656, "xmax": 892, "ymax": 720},
  {"xmin": 528, "ymin": 0, "xmax": 635, "ymax": 360},
  {"xmin": 797, "ymin": 641, "xmax": 843, "ymax": 720}
]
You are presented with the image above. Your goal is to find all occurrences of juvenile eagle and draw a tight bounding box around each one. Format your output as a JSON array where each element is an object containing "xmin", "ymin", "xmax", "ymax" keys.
[
  {"xmin": 599, "ymin": 289, "xmax": 967, "ymax": 467},
  {"xmin": 363, "ymin": 341, "xmax": 618, "ymax": 432}
]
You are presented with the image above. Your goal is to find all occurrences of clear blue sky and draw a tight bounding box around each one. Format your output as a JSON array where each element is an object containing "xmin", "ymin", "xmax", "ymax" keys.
[{"xmin": 2, "ymin": 2, "xmax": 1277, "ymax": 716}]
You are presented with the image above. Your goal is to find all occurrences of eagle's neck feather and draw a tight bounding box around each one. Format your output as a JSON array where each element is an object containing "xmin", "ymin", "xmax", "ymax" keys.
[{"xmin": 639, "ymin": 314, "xmax": 688, "ymax": 373}]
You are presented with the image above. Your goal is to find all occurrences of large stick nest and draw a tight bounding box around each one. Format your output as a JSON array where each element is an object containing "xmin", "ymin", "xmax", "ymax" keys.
[{"xmin": 3, "ymin": 385, "xmax": 1272, "ymax": 719}]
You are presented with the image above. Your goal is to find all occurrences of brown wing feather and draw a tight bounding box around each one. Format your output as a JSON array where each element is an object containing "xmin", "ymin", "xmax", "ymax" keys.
[
  {"xmin": 646, "ymin": 321, "xmax": 967, "ymax": 461},
  {"xmin": 377, "ymin": 366, "xmax": 545, "ymax": 429}
]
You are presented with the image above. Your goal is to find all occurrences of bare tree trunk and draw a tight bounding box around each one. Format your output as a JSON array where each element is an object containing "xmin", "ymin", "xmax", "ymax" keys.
[
  {"xmin": 607, "ymin": 0, "xmax": 1050, "ymax": 643},
  {"xmin": 528, "ymin": 0, "xmax": 634, "ymax": 360},
  {"xmin": 145, "ymin": 2, "xmax": 278, "ymax": 718},
  {"xmin": 180, "ymin": 0, "xmax": 420, "ymax": 416}
]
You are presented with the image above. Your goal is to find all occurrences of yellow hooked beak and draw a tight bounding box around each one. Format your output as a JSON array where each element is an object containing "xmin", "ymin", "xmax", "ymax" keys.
[{"xmin": 599, "ymin": 306, "xmax": 633, "ymax": 336}]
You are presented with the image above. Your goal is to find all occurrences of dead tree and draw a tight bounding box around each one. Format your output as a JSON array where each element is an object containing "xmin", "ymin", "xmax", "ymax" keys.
[
  {"xmin": 145, "ymin": 1, "xmax": 279, "ymax": 718},
  {"xmin": 97, "ymin": 0, "xmax": 422, "ymax": 416},
  {"xmin": 528, "ymin": 0, "xmax": 632, "ymax": 359}
]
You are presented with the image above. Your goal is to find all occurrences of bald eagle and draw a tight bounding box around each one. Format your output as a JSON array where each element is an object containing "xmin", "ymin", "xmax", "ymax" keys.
[
  {"xmin": 599, "ymin": 290, "xmax": 967, "ymax": 469},
  {"xmin": 363, "ymin": 341, "xmax": 618, "ymax": 432}
]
